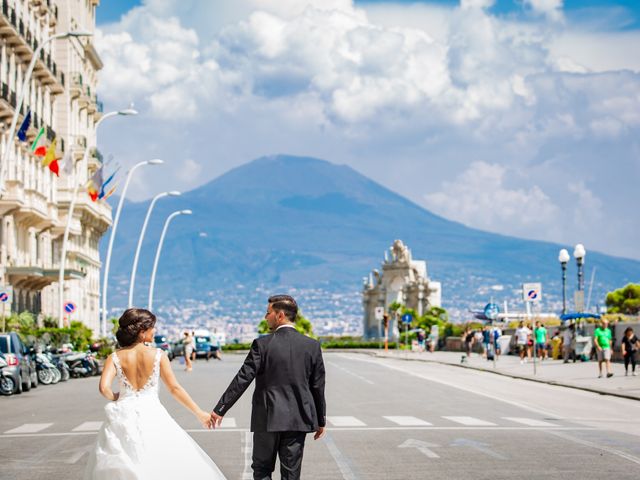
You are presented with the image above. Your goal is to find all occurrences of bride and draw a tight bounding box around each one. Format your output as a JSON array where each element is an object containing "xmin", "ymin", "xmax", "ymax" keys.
[{"xmin": 85, "ymin": 308, "xmax": 226, "ymax": 479}]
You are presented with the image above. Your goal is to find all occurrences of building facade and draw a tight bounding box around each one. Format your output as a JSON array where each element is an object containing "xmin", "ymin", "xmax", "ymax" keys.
[
  {"xmin": 0, "ymin": 0, "xmax": 109, "ymax": 333},
  {"xmin": 362, "ymin": 240, "xmax": 441, "ymax": 339}
]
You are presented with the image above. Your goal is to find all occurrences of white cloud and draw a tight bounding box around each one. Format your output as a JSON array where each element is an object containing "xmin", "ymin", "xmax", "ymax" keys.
[{"xmin": 524, "ymin": 0, "xmax": 564, "ymax": 22}]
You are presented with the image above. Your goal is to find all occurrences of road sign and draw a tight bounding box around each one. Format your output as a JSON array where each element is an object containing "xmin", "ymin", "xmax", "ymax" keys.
[
  {"xmin": 522, "ymin": 283, "xmax": 542, "ymax": 303},
  {"xmin": 375, "ymin": 307, "xmax": 384, "ymax": 321},
  {"xmin": 574, "ymin": 290, "xmax": 585, "ymax": 312},
  {"xmin": 402, "ymin": 313, "xmax": 413, "ymax": 324},
  {"xmin": 483, "ymin": 303, "xmax": 499, "ymax": 321},
  {"xmin": 64, "ymin": 301, "xmax": 77, "ymax": 314},
  {"xmin": 0, "ymin": 286, "xmax": 13, "ymax": 304}
]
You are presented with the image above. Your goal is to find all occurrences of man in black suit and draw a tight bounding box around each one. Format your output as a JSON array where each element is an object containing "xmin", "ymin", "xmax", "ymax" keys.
[{"xmin": 210, "ymin": 295, "xmax": 326, "ymax": 480}]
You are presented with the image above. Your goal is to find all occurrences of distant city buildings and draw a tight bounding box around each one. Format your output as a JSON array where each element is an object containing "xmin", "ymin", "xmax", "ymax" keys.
[{"xmin": 362, "ymin": 240, "xmax": 441, "ymax": 339}]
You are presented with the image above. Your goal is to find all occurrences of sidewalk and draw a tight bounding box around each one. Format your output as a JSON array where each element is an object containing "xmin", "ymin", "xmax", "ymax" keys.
[{"xmin": 359, "ymin": 349, "xmax": 640, "ymax": 401}]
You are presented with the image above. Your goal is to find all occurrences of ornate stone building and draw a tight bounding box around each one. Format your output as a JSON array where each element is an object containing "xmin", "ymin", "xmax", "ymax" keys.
[
  {"xmin": 362, "ymin": 240, "xmax": 441, "ymax": 339},
  {"xmin": 0, "ymin": 0, "xmax": 108, "ymax": 333}
]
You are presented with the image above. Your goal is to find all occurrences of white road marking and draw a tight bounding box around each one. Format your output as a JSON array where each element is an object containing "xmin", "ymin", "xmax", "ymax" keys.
[
  {"xmin": 503, "ymin": 417, "xmax": 558, "ymax": 427},
  {"xmin": 443, "ymin": 416, "xmax": 496, "ymax": 426},
  {"xmin": 4, "ymin": 423, "xmax": 53, "ymax": 434},
  {"xmin": 220, "ymin": 417, "xmax": 237, "ymax": 428},
  {"xmin": 327, "ymin": 416, "xmax": 367, "ymax": 427},
  {"xmin": 451, "ymin": 438, "xmax": 507, "ymax": 460},
  {"xmin": 61, "ymin": 445, "xmax": 93, "ymax": 464},
  {"xmin": 327, "ymin": 361, "xmax": 374, "ymax": 385},
  {"xmin": 324, "ymin": 432, "xmax": 358, "ymax": 479},
  {"xmin": 242, "ymin": 431, "xmax": 253, "ymax": 480},
  {"xmin": 398, "ymin": 439, "xmax": 440, "ymax": 458},
  {"xmin": 547, "ymin": 430, "xmax": 640, "ymax": 466},
  {"xmin": 72, "ymin": 421, "xmax": 103, "ymax": 432},
  {"xmin": 384, "ymin": 416, "xmax": 432, "ymax": 426}
]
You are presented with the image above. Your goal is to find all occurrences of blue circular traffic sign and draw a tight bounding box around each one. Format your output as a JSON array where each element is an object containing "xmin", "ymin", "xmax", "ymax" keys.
[
  {"xmin": 527, "ymin": 290, "xmax": 538, "ymax": 300},
  {"xmin": 401, "ymin": 313, "xmax": 413, "ymax": 324},
  {"xmin": 0, "ymin": 292, "xmax": 8, "ymax": 303},
  {"xmin": 64, "ymin": 302, "xmax": 76, "ymax": 314}
]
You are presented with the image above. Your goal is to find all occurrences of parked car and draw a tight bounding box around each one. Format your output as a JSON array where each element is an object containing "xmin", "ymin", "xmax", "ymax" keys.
[
  {"xmin": 194, "ymin": 335, "xmax": 217, "ymax": 360},
  {"xmin": 154, "ymin": 335, "xmax": 174, "ymax": 361},
  {"xmin": 0, "ymin": 333, "xmax": 37, "ymax": 394}
]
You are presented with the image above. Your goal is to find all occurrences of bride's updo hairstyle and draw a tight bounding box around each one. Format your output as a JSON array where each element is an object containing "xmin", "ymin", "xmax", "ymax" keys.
[{"xmin": 116, "ymin": 308, "xmax": 156, "ymax": 347}]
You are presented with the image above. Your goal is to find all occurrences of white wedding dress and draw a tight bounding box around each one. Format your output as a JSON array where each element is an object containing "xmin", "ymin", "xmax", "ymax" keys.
[{"xmin": 84, "ymin": 348, "xmax": 226, "ymax": 479}]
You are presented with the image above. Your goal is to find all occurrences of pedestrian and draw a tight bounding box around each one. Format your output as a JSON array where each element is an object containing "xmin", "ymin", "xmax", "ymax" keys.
[
  {"xmin": 427, "ymin": 326, "xmax": 438, "ymax": 353},
  {"xmin": 482, "ymin": 325, "xmax": 491, "ymax": 359},
  {"xmin": 493, "ymin": 326, "xmax": 502, "ymax": 359},
  {"xmin": 526, "ymin": 322, "xmax": 534, "ymax": 360},
  {"xmin": 534, "ymin": 321, "xmax": 548, "ymax": 360},
  {"xmin": 515, "ymin": 321, "xmax": 531, "ymax": 365},
  {"xmin": 594, "ymin": 319, "xmax": 614, "ymax": 378},
  {"xmin": 191, "ymin": 330, "xmax": 197, "ymax": 362},
  {"xmin": 463, "ymin": 327, "xmax": 475, "ymax": 357},
  {"xmin": 183, "ymin": 331, "xmax": 194, "ymax": 372},
  {"xmin": 621, "ymin": 327, "xmax": 639, "ymax": 376},
  {"xmin": 417, "ymin": 329, "xmax": 426, "ymax": 352},
  {"xmin": 562, "ymin": 323, "xmax": 575, "ymax": 363}
]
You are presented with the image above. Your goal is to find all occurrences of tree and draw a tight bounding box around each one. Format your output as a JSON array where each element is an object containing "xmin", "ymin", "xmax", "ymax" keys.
[
  {"xmin": 258, "ymin": 312, "xmax": 316, "ymax": 337},
  {"xmin": 606, "ymin": 284, "xmax": 640, "ymax": 315}
]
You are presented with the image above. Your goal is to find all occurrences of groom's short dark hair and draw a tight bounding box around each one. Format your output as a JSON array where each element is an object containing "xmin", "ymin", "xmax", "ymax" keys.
[{"xmin": 268, "ymin": 295, "xmax": 298, "ymax": 322}]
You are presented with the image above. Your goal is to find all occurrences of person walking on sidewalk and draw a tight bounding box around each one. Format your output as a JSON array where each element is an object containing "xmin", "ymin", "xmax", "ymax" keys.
[
  {"xmin": 562, "ymin": 323, "xmax": 575, "ymax": 363},
  {"xmin": 594, "ymin": 319, "xmax": 614, "ymax": 378},
  {"xmin": 621, "ymin": 327, "xmax": 639, "ymax": 376},
  {"xmin": 515, "ymin": 322, "xmax": 531, "ymax": 365},
  {"xmin": 534, "ymin": 321, "xmax": 548, "ymax": 360}
]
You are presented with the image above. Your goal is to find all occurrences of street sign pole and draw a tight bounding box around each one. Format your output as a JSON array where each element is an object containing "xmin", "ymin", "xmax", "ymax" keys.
[
  {"xmin": 0, "ymin": 286, "xmax": 13, "ymax": 332},
  {"xmin": 522, "ymin": 283, "xmax": 542, "ymax": 376}
]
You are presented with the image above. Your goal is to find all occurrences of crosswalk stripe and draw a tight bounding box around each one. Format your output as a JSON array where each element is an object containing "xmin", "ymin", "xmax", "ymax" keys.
[
  {"xmin": 383, "ymin": 416, "xmax": 432, "ymax": 426},
  {"xmin": 503, "ymin": 417, "xmax": 559, "ymax": 427},
  {"xmin": 327, "ymin": 416, "xmax": 367, "ymax": 427},
  {"xmin": 442, "ymin": 416, "xmax": 497, "ymax": 426},
  {"xmin": 72, "ymin": 422, "xmax": 103, "ymax": 432},
  {"xmin": 221, "ymin": 417, "xmax": 237, "ymax": 428},
  {"xmin": 5, "ymin": 423, "xmax": 54, "ymax": 434}
]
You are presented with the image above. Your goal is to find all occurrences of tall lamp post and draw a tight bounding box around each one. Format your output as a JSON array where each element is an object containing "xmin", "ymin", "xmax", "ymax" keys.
[
  {"xmin": 148, "ymin": 210, "xmax": 192, "ymax": 311},
  {"xmin": 58, "ymin": 108, "xmax": 137, "ymax": 327},
  {"xmin": 0, "ymin": 31, "xmax": 92, "ymax": 195},
  {"xmin": 558, "ymin": 249, "xmax": 570, "ymax": 315},
  {"xmin": 101, "ymin": 159, "xmax": 164, "ymax": 336},
  {"xmin": 128, "ymin": 190, "xmax": 181, "ymax": 308},
  {"xmin": 574, "ymin": 244, "xmax": 586, "ymax": 292}
]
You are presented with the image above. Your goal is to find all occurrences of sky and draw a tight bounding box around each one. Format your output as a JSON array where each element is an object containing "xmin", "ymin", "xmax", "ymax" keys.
[{"xmin": 93, "ymin": 1, "xmax": 640, "ymax": 260}]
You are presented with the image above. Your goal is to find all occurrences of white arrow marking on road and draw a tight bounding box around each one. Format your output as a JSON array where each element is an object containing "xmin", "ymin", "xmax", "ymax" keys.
[
  {"xmin": 398, "ymin": 439, "xmax": 440, "ymax": 458},
  {"xmin": 61, "ymin": 444, "xmax": 93, "ymax": 464},
  {"xmin": 450, "ymin": 438, "xmax": 507, "ymax": 459}
]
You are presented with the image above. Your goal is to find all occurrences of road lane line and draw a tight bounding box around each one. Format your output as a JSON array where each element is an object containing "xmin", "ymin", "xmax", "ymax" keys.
[
  {"xmin": 443, "ymin": 416, "xmax": 497, "ymax": 426},
  {"xmin": 220, "ymin": 417, "xmax": 237, "ymax": 428},
  {"xmin": 4, "ymin": 423, "xmax": 53, "ymax": 434},
  {"xmin": 546, "ymin": 430, "xmax": 640, "ymax": 466},
  {"xmin": 327, "ymin": 361, "xmax": 374, "ymax": 385},
  {"xmin": 384, "ymin": 416, "xmax": 432, "ymax": 426},
  {"xmin": 327, "ymin": 416, "xmax": 367, "ymax": 427},
  {"xmin": 72, "ymin": 421, "xmax": 103, "ymax": 432},
  {"xmin": 323, "ymin": 432, "xmax": 358, "ymax": 479},
  {"xmin": 242, "ymin": 431, "xmax": 253, "ymax": 479},
  {"xmin": 503, "ymin": 417, "xmax": 558, "ymax": 427}
]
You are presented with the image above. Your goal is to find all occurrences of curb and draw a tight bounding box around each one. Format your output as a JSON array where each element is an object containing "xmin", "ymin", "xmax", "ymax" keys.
[{"xmin": 349, "ymin": 350, "xmax": 640, "ymax": 402}]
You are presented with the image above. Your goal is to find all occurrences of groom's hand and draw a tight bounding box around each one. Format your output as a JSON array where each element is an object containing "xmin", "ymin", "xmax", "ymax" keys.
[
  {"xmin": 314, "ymin": 427, "xmax": 325, "ymax": 440},
  {"xmin": 210, "ymin": 411, "xmax": 223, "ymax": 429}
]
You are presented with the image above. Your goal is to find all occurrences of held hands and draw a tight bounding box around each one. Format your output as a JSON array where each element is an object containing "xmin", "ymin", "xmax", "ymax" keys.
[
  {"xmin": 210, "ymin": 411, "xmax": 223, "ymax": 429},
  {"xmin": 196, "ymin": 410, "xmax": 214, "ymax": 429},
  {"xmin": 314, "ymin": 426, "xmax": 325, "ymax": 440}
]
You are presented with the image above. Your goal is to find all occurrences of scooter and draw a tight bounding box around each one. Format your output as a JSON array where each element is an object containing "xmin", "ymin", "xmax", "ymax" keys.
[
  {"xmin": 61, "ymin": 351, "xmax": 94, "ymax": 378},
  {"xmin": 34, "ymin": 352, "xmax": 60, "ymax": 385},
  {"xmin": 0, "ymin": 353, "xmax": 16, "ymax": 395}
]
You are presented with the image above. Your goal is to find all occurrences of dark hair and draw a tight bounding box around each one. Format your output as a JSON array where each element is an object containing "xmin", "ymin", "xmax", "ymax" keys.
[
  {"xmin": 116, "ymin": 308, "xmax": 156, "ymax": 347},
  {"xmin": 625, "ymin": 327, "xmax": 634, "ymax": 335},
  {"xmin": 268, "ymin": 295, "xmax": 298, "ymax": 322}
]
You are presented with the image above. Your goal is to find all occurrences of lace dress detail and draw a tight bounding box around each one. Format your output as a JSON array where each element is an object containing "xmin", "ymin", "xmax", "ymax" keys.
[{"xmin": 112, "ymin": 348, "xmax": 161, "ymax": 399}]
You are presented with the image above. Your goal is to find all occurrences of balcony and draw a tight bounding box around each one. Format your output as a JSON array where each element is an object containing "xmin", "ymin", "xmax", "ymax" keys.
[
  {"xmin": 0, "ymin": 82, "xmax": 17, "ymax": 119},
  {"xmin": 6, "ymin": 265, "xmax": 85, "ymax": 291},
  {"xmin": 88, "ymin": 147, "xmax": 103, "ymax": 169},
  {"xmin": 70, "ymin": 72, "xmax": 83, "ymax": 98}
]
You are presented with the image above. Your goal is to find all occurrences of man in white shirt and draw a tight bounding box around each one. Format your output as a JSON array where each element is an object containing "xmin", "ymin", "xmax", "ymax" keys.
[
  {"xmin": 515, "ymin": 321, "xmax": 531, "ymax": 364},
  {"xmin": 562, "ymin": 324, "xmax": 575, "ymax": 363}
]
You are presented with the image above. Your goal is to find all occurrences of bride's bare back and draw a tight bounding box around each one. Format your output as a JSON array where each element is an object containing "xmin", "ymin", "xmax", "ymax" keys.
[{"xmin": 115, "ymin": 345, "xmax": 159, "ymax": 390}]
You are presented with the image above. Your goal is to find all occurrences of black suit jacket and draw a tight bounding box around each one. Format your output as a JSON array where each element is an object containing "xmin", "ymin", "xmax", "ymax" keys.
[{"xmin": 214, "ymin": 326, "xmax": 326, "ymax": 432}]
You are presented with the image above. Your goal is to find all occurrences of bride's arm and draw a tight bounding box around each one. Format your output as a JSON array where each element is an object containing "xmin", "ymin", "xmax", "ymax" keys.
[
  {"xmin": 98, "ymin": 355, "xmax": 118, "ymax": 401},
  {"xmin": 159, "ymin": 353, "xmax": 212, "ymax": 428}
]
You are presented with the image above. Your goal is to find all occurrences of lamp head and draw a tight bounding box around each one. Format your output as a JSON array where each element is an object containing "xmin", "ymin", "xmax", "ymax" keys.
[
  {"xmin": 117, "ymin": 109, "xmax": 138, "ymax": 116},
  {"xmin": 67, "ymin": 31, "xmax": 93, "ymax": 37},
  {"xmin": 147, "ymin": 159, "xmax": 164, "ymax": 165},
  {"xmin": 181, "ymin": 210, "xmax": 193, "ymax": 215},
  {"xmin": 573, "ymin": 244, "xmax": 586, "ymax": 260},
  {"xmin": 168, "ymin": 191, "xmax": 181, "ymax": 197},
  {"xmin": 558, "ymin": 249, "xmax": 570, "ymax": 264}
]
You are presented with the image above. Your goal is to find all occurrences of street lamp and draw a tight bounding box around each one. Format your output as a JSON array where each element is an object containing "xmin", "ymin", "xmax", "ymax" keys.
[
  {"xmin": 57, "ymin": 108, "xmax": 137, "ymax": 328},
  {"xmin": 573, "ymin": 244, "xmax": 586, "ymax": 292},
  {"xmin": 128, "ymin": 190, "xmax": 181, "ymax": 308},
  {"xmin": 0, "ymin": 31, "xmax": 93, "ymax": 195},
  {"xmin": 101, "ymin": 159, "xmax": 164, "ymax": 336},
  {"xmin": 558, "ymin": 249, "xmax": 570, "ymax": 315},
  {"xmin": 148, "ymin": 209, "xmax": 192, "ymax": 311}
]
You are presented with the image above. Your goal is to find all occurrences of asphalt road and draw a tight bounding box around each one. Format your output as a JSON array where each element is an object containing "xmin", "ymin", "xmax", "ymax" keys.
[{"xmin": 1, "ymin": 351, "xmax": 640, "ymax": 479}]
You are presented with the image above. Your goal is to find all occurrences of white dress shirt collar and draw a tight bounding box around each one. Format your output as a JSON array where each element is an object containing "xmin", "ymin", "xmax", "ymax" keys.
[{"xmin": 276, "ymin": 324, "xmax": 296, "ymax": 331}]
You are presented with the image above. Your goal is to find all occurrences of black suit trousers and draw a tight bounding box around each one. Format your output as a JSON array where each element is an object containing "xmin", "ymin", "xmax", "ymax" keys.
[{"xmin": 252, "ymin": 431, "xmax": 307, "ymax": 480}]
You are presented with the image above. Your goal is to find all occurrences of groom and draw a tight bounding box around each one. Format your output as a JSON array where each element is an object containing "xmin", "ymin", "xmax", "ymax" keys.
[{"xmin": 211, "ymin": 295, "xmax": 326, "ymax": 480}]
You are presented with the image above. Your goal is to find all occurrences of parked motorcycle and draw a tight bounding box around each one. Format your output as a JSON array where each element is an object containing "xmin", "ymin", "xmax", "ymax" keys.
[
  {"xmin": 33, "ymin": 352, "xmax": 60, "ymax": 385},
  {"xmin": 61, "ymin": 351, "xmax": 95, "ymax": 378},
  {"xmin": 48, "ymin": 353, "xmax": 70, "ymax": 382},
  {"xmin": 0, "ymin": 353, "xmax": 16, "ymax": 396}
]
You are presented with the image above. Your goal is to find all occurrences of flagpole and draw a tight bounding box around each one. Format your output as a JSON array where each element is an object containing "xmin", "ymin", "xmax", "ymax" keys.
[
  {"xmin": 57, "ymin": 109, "xmax": 137, "ymax": 329},
  {"xmin": 128, "ymin": 190, "xmax": 181, "ymax": 308},
  {"xmin": 0, "ymin": 31, "xmax": 92, "ymax": 197},
  {"xmin": 148, "ymin": 210, "xmax": 192, "ymax": 311},
  {"xmin": 101, "ymin": 159, "xmax": 164, "ymax": 337}
]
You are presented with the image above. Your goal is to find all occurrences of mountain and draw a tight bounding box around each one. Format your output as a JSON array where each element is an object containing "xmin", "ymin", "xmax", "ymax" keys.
[{"xmin": 101, "ymin": 155, "xmax": 639, "ymax": 319}]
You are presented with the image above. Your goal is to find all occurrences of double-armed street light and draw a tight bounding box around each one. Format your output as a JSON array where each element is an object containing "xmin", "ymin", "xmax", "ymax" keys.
[
  {"xmin": 101, "ymin": 159, "xmax": 164, "ymax": 336},
  {"xmin": 57, "ymin": 108, "xmax": 138, "ymax": 327},
  {"xmin": 128, "ymin": 190, "xmax": 182, "ymax": 308},
  {"xmin": 0, "ymin": 31, "xmax": 93, "ymax": 195},
  {"xmin": 148, "ymin": 210, "xmax": 192, "ymax": 311},
  {"xmin": 558, "ymin": 248, "xmax": 570, "ymax": 315}
]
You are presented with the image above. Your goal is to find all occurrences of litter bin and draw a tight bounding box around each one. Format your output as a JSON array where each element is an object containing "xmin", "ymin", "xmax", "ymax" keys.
[{"xmin": 574, "ymin": 335, "xmax": 592, "ymax": 361}]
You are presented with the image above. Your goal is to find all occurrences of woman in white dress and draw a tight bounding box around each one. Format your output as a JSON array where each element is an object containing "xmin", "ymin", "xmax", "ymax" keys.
[{"xmin": 85, "ymin": 308, "xmax": 226, "ymax": 479}]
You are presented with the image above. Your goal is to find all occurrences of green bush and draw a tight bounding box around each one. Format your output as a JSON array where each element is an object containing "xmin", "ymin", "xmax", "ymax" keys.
[
  {"xmin": 321, "ymin": 340, "xmax": 398, "ymax": 349},
  {"xmin": 222, "ymin": 343, "xmax": 253, "ymax": 351}
]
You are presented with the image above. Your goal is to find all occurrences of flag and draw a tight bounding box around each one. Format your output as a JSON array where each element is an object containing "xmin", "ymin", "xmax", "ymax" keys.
[
  {"xmin": 30, "ymin": 127, "xmax": 45, "ymax": 151},
  {"xmin": 17, "ymin": 111, "xmax": 31, "ymax": 142},
  {"xmin": 41, "ymin": 138, "xmax": 57, "ymax": 167},
  {"xmin": 98, "ymin": 167, "xmax": 120, "ymax": 199},
  {"xmin": 49, "ymin": 158, "xmax": 60, "ymax": 176},
  {"xmin": 34, "ymin": 146, "xmax": 47, "ymax": 157},
  {"xmin": 103, "ymin": 177, "xmax": 122, "ymax": 200},
  {"xmin": 86, "ymin": 166, "xmax": 104, "ymax": 202}
]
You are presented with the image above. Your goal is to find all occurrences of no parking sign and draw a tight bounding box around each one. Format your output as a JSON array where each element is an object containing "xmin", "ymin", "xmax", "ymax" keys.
[
  {"xmin": 64, "ymin": 301, "xmax": 77, "ymax": 314},
  {"xmin": 0, "ymin": 286, "xmax": 12, "ymax": 304},
  {"xmin": 522, "ymin": 283, "xmax": 542, "ymax": 303}
]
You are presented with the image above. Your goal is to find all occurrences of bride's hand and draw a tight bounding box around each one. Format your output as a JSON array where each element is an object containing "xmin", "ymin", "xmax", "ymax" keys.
[
  {"xmin": 112, "ymin": 392, "xmax": 119, "ymax": 401},
  {"xmin": 196, "ymin": 410, "xmax": 213, "ymax": 429}
]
